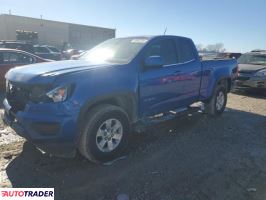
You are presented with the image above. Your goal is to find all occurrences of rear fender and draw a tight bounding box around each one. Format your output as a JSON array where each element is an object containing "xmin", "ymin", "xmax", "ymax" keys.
[
  {"xmin": 204, "ymin": 68, "xmax": 232, "ymax": 101},
  {"xmin": 206, "ymin": 76, "xmax": 230, "ymax": 102}
]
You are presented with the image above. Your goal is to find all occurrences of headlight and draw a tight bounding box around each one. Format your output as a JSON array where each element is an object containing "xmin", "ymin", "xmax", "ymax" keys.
[
  {"xmin": 255, "ymin": 69, "xmax": 266, "ymax": 77},
  {"xmin": 46, "ymin": 86, "xmax": 69, "ymax": 102}
]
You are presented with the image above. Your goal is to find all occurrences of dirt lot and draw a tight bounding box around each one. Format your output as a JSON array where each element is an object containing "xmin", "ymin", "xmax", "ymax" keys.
[{"xmin": 0, "ymin": 92, "xmax": 266, "ymax": 200}]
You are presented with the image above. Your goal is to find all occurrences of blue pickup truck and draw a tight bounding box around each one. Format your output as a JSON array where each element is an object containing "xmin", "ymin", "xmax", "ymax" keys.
[{"xmin": 3, "ymin": 35, "xmax": 238, "ymax": 163}]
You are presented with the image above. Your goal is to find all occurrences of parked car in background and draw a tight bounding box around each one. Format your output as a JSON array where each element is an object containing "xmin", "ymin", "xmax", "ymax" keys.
[
  {"xmin": 2, "ymin": 35, "xmax": 238, "ymax": 163},
  {"xmin": 62, "ymin": 49, "xmax": 80, "ymax": 60},
  {"xmin": 235, "ymin": 50, "xmax": 266, "ymax": 92},
  {"xmin": 199, "ymin": 52, "xmax": 242, "ymax": 60},
  {"xmin": 0, "ymin": 40, "xmax": 35, "ymax": 54},
  {"xmin": 70, "ymin": 50, "xmax": 87, "ymax": 60},
  {"xmin": 46, "ymin": 46, "xmax": 61, "ymax": 54},
  {"xmin": 198, "ymin": 52, "xmax": 219, "ymax": 60},
  {"xmin": 216, "ymin": 52, "xmax": 242, "ymax": 59},
  {"xmin": 34, "ymin": 45, "xmax": 61, "ymax": 60},
  {"xmin": 251, "ymin": 49, "xmax": 266, "ymax": 53},
  {"xmin": 0, "ymin": 48, "xmax": 50, "ymax": 90}
]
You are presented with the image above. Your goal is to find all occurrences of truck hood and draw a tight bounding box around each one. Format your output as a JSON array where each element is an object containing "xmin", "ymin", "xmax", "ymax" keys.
[
  {"xmin": 5, "ymin": 60, "xmax": 111, "ymax": 84},
  {"xmin": 238, "ymin": 64, "xmax": 266, "ymax": 73}
]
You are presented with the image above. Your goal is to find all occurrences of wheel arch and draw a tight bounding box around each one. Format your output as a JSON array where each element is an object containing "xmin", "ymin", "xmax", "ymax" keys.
[
  {"xmin": 76, "ymin": 92, "xmax": 138, "ymax": 135},
  {"xmin": 207, "ymin": 76, "xmax": 230, "ymax": 102}
]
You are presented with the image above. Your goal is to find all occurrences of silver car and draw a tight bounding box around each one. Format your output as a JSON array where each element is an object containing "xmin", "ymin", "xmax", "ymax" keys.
[{"xmin": 235, "ymin": 50, "xmax": 266, "ymax": 92}]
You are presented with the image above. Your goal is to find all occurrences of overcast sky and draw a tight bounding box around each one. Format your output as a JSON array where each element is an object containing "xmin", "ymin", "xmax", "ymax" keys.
[{"xmin": 1, "ymin": 0, "xmax": 266, "ymax": 52}]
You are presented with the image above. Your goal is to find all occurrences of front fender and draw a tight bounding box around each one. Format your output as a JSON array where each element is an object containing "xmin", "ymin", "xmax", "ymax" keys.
[{"xmin": 74, "ymin": 91, "xmax": 138, "ymax": 143}]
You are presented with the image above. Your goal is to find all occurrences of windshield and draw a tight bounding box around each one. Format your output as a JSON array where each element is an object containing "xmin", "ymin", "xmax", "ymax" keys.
[
  {"xmin": 48, "ymin": 47, "xmax": 60, "ymax": 52},
  {"xmin": 80, "ymin": 38, "xmax": 149, "ymax": 64},
  {"xmin": 34, "ymin": 47, "xmax": 50, "ymax": 53},
  {"xmin": 238, "ymin": 54, "xmax": 266, "ymax": 65}
]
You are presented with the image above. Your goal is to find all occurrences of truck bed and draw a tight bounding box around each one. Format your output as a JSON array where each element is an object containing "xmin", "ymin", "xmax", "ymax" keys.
[{"xmin": 199, "ymin": 58, "xmax": 238, "ymax": 100}]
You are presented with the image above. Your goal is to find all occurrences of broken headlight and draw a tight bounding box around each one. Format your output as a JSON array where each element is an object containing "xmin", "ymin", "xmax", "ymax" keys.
[
  {"xmin": 30, "ymin": 85, "xmax": 73, "ymax": 103},
  {"xmin": 46, "ymin": 85, "xmax": 70, "ymax": 102}
]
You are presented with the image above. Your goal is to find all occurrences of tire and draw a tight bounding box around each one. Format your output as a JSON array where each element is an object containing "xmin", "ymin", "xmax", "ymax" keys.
[
  {"xmin": 78, "ymin": 104, "xmax": 130, "ymax": 163},
  {"xmin": 203, "ymin": 84, "xmax": 227, "ymax": 116}
]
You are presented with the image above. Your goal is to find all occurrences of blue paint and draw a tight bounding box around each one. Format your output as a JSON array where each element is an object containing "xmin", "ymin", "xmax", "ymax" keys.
[{"xmin": 4, "ymin": 35, "xmax": 237, "ymax": 156}]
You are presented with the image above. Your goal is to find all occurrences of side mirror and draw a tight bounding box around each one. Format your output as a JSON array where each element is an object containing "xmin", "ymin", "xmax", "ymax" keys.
[{"xmin": 145, "ymin": 56, "xmax": 164, "ymax": 68}]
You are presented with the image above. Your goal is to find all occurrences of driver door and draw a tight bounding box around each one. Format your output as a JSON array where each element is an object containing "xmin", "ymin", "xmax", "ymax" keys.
[{"xmin": 139, "ymin": 38, "xmax": 182, "ymax": 116}]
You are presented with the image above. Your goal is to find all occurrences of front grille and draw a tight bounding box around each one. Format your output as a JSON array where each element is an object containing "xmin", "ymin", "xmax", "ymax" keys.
[
  {"xmin": 235, "ymin": 80, "xmax": 250, "ymax": 88},
  {"xmin": 237, "ymin": 75, "xmax": 250, "ymax": 81},
  {"xmin": 239, "ymin": 70, "xmax": 256, "ymax": 74},
  {"xmin": 257, "ymin": 81, "xmax": 265, "ymax": 88},
  {"xmin": 6, "ymin": 82, "xmax": 30, "ymax": 113},
  {"xmin": 237, "ymin": 71, "xmax": 254, "ymax": 81}
]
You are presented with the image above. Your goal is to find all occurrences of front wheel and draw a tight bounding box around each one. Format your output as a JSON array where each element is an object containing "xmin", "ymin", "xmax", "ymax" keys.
[
  {"xmin": 78, "ymin": 104, "xmax": 130, "ymax": 163},
  {"xmin": 203, "ymin": 85, "xmax": 227, "ymax": 116}
]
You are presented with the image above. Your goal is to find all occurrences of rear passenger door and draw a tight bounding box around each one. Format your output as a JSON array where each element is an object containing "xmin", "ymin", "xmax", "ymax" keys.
[
  {"xmin": 139, "ymin": 38, "xmax": 185, "ymax": 116},
  {"xmin": 174, "ymin": 38, "xmax": 202, "ymax": 105}
]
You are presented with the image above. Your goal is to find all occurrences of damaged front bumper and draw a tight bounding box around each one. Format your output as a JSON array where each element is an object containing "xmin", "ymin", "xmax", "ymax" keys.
[
  {"xmin": 1, "ymin": 98, "xmax": 78, "ymax": 157},
  {"xmin": 234, "ymin": 73, "xmax": 266, "ymax": 91}
]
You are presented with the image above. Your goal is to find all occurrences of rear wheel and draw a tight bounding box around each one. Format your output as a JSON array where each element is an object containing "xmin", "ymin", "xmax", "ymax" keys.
[
  {"xmin": 78, "ymin": 104, "xmax": 130, "ymax": 163},
  {"xmin": 204, "ymin": 85, "xmax": 227, "ymax": 116}
]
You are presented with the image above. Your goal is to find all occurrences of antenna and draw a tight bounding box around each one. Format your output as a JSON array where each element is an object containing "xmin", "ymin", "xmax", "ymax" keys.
[{"xmin": 164, "ymin": 27, "xmax": 167, "ymax": 35}]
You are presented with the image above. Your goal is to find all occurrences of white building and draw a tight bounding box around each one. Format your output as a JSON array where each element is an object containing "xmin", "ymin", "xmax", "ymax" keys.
[{"xmin": 0, "ymin": 14, "xmax": 115, "ymax": 50}]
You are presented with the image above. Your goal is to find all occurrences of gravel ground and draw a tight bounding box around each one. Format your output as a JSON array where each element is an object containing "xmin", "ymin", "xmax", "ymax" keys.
[{"xmin": 0, "ymin": 91, "xmax": 266, "ymax": 200}]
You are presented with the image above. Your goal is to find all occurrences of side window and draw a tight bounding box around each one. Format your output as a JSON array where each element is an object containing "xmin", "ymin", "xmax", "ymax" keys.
[
  {"xmin": 35, "ymin": 47, "xmax": 49, "ymax": 53},
  {"xmin": 3, "ymin": 52, "xmax": 19, "ymax": 64},
  {"xmin": 145, "ymin": 39, "xmax": 177, "ymax": 65},
  {"xmin": 2, "ymin": 52, "xmax": 34, "ymax": 64},
  {"xmin": 17, "ymin": 53, "xmax": 35, "ymax": 64},
  {"xmin": 177, "ymin": 39, "xmax": 196, "ymax": 63}
]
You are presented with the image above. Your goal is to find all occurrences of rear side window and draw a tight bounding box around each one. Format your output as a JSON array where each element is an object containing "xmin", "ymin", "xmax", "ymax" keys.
[
  {"xmin": 48, "ymin": 47, "xmax": 60, "ymax": 52},
  {"xmin": 176, "ymin": 39, "xmax": 196, "ymax": 63},
  {"xmin": 145, "ymin": 39, "xmax": 177, "ymax": 65},
  {"xmin": 0, "ymin": 43, "xmax": 34, "ymax": 53},
  {"xmin": 34, "ymin": 47, "xmax": 50, "ymax": 53},
  {"xmin": 3, "ymin": 52, "xmax": 19, "ymax": 64},
  {"xmin": 2, "ymin": 52, "xmax": 35, "ymax": 64}
]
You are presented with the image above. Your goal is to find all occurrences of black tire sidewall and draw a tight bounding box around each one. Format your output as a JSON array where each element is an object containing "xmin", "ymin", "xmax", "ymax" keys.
[{"xmin": 85, "ymin": 108, "xmax": 129, "ymax": 162}]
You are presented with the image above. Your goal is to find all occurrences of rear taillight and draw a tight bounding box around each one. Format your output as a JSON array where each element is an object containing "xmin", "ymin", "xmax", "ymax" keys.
[{"xmin": 232, "ymin": 64, "xmax": 239, "ymax": 80}]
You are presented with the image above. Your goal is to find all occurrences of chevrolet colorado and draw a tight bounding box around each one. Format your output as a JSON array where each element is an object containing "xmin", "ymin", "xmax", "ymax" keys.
[{"xmin": 2, "ymin": 35, "xmax": 238, "ymax": 163}]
